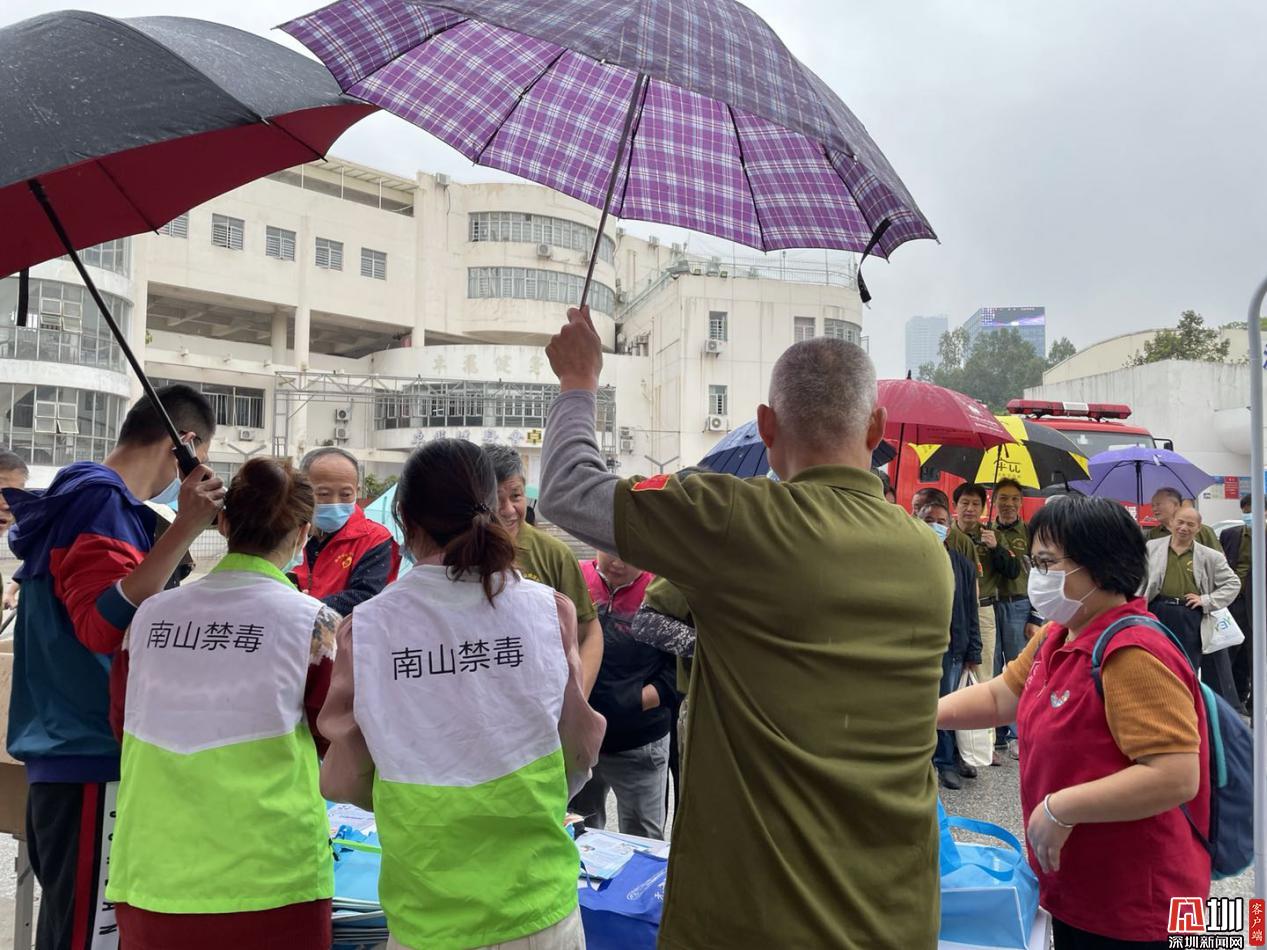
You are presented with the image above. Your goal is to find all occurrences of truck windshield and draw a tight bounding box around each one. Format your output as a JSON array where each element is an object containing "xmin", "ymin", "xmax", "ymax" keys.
[{"xmin": 1059, "ymin": 429, "xmax": 1154, "ymax": 456}]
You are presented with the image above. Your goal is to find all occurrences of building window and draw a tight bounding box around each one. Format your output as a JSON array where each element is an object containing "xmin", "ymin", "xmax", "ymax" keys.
[
  {"xmin": 0, "ymin": 276, "xmax": 130, "ymax": 372},
  {"xmin": 794, "ymin": 316, "xmax": 815, "ymax": 342},
  {"xmin": 466, "ymin": 266, "xmax": 616, "ymax": 316},
  {"xmin": 374, "ymin": 380, "xmax": 617, "ymax": 440},
  {"xmin": 361, "ymin": 248, "xmax": 387, "ymax": 280},
  {"xmin": 708, "ymin": 385, "xmax": 728, "ymax": 417},
  {"xmin": 824, "ymin": 318, "xmax": 850, "ymax": 341},
  {"xmin": 708, "ymin": 311, "xmax": 728, "ymax": 341},
  {"xmin": 265, "ymin": 226, "xmax": 296, "ymax": 262},
  {"xmin": 75, "ymin": 239, "xmax": 131, "ymax": 275},
  {"xmin": 0, "ymin": 384, "xmax": 125, "ymax": 466},
  {"xmin": 158, "ymin": 214, "xmax": 188, "ymax": 238},
  {"xmin": 315, "ymin": 237, "xmax": 343, "ymax": 271},
  {"xmin": 151, "ymin": 378, "xmax": 265, "ymax": 429},
  {"xmin": 211, "ymin": 214, "xmax": 245, "ymax": 251},
  {"xmin": 468, "ymin": 211, "xmax": 616, "ymax": 264}
]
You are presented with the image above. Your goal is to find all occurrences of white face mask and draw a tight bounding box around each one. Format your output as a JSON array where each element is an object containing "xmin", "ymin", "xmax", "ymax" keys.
[{"xmin": 1027, "ymin": 566, "xmax": 1091, "ymax": 625}]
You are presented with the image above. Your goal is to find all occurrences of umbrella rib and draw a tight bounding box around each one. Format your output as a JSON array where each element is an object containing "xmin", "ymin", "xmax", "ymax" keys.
[
  {"xmin": 611, "ymin": 73, "xmax": 651, "ymax": 219},
  {"xmin": 472, "ymin": 47, "xmax": 568, "ymax": 166},
  {"xmin": 725, "ymin": 103, "xmax": 768, "ymax": 251}
]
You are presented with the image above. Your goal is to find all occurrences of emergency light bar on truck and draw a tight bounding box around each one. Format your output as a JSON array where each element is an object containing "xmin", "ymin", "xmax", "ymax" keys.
[{"xmin": 1006, "ymin": 399, "xmax": 1133, "ymax": 422}]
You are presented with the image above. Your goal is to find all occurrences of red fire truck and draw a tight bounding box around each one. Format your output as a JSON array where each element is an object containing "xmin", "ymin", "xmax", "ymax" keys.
[{"xmin": 893, "ymin": 399, "xmax": 1168, "ymax": 522}]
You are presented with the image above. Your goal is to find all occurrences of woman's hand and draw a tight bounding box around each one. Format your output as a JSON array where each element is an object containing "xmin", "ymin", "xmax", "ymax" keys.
[{"xmin": 1026, "ymin": 794, "xmax": 1074, "ymax": 873}]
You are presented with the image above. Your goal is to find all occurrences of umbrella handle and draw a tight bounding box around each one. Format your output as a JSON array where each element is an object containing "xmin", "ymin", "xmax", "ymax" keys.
[
  {"xmin": 28, "ymin": 180, "xmax": 200, "ymax": 477},
  {"xmin": 579, "ymin": 72, "xmax": 649, "ymax": 311}
]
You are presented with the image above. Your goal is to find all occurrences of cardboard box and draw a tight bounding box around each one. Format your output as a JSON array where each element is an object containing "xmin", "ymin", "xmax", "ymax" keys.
[{"xmin": 0, "ymin": 639, "xmax": 28, "ymax": 836}]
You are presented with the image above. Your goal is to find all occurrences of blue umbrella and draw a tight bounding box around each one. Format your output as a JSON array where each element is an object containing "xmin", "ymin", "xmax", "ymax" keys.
[
  {"xmin": 363, "ymin": 484, "xmax": 413, "ymax": 576},
  {"xmin": 701, "ymin": 420, "xmax": 896, "ymax": 477},
  {"xmin": 1068, "ymin": 447, "xmax": 1219, "ymax": 506}
]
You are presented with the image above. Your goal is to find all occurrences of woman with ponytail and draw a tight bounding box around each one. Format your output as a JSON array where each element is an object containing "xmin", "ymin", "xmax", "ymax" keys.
[
  {"xmin": 319, "ymin": 438, "xmax": 604, "ymax": 950},
  {"xmin": 106, "ymin": 457, "xmax": 340, "ymax": 949}
]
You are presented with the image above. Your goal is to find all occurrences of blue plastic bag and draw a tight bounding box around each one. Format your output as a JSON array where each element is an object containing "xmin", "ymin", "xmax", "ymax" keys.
[
  {"xmin": 939, "ymin": 816, "xmax": 1039, "ymax": 950},
  {"xmin": 578, "ymin": 851, "xmax": 667, "ymax": 950},
  {"xmin": 938, "ymin": 798, "xmax": 963, "ymax": 876}
]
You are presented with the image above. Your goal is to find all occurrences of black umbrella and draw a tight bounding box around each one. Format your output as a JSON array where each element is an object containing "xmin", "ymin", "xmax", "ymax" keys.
[{"xmin": 0, "ymin": 12, "xmax": 373, "ymax": 470}]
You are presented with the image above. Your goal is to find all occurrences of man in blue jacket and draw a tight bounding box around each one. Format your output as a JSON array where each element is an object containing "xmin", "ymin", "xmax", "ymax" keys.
[
  {"xmin": 918, "ymin": 500, "xmax": 982, "ymax": 790},
  {"xmin": 5, "ymin": 384, "xmax": 224, "ymax": 950}
]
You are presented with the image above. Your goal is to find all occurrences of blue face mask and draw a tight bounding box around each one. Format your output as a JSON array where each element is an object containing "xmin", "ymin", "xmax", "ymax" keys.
[
  {"xmin": 927, "ymin": 521, "xmax": 949, "ymax": 542},
  {"xmin": 1244, "ymin": 514, "xmax": 1255, "ymax": 527},
  {"xmin": 284, "ymin": 546, "xmax": 305, "ymax": 573},
  {"xmin": 313, "ymin": 503, "xmax": 355, "ymax": 534},
  {"xmin": 150, "ymin": 477, "xmax": 181, "ymax": 506}
]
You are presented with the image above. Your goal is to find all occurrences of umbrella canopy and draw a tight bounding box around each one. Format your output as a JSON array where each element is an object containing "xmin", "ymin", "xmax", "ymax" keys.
[
  {"xmin": 0, "ymin": 11, "xmax": 375, "ymax": 277},
  {"xmin": 1069, "ymin": 447, "xmax": 1219, "ymax": 506},
  {"xmin": 701, "ymin": 419, "xmax": 896, "ymax": 478},
  {"xmin": 282, "ymin": 0, "xmax": 934, "ymax": 259},
  {"xmin": 875, "ymin": 379, "xmax": 1013, "ymax": 450},
  {"xmin": 913, "ymin": 415, "xmax": 1089, "ymax": 489}
]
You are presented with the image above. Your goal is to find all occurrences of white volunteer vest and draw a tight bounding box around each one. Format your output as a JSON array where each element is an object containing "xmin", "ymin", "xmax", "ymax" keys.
[
  {"xmin": 125, "ymin": 570, "xmax": 324, "ymax": 754},
  {"xmin": 353, "ymin": 565, "xmax": 567, "ymax": 787}
]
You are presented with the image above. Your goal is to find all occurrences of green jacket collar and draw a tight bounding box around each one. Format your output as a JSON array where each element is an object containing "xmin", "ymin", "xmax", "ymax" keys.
[
  {"xmin": 787, "ymin": 465, "xmax": 884, "ymax": 497},
  {"xmin": 210, "ymin": 553, "xmax": 296, "ymax": 589}
]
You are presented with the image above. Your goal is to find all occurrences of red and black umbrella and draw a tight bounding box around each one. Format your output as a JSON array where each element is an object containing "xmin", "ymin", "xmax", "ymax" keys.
[{"xmin": 0, "ymin": 12, "xmax": 373, "ymax": 469}]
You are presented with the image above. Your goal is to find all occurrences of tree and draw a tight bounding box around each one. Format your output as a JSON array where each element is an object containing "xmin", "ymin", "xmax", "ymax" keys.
[
  {"xmin": 362, "ymin": 473, "xmax": 398, "ymax": 502},
  {"xmin": 1046, "ymin": 337, "xmax": 1077, "ymax": 368},
  {"xmin": 1130, "ymin": 310, "xmax": 1230, "ymax": 365},
  {"xmin": 919, "ymin": 327, "xmax": 1045, "ymax": 412}
]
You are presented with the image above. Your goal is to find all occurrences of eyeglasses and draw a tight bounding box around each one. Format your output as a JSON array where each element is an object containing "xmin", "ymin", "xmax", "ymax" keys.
[{"xmin": 1023, "ymin": 555, "xmax": 1073, "ymax": 575}]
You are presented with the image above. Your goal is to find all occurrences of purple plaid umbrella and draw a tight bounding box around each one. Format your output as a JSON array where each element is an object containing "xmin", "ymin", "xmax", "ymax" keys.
[{"xmin": 282, "ymin": 0, "xmax": 935, "ymax": 305}]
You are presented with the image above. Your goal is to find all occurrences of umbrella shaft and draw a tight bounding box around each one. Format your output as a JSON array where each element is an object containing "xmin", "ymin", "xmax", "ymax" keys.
[
  {"xmin": 580, "ymin": 72, "xmax": 648, "ymax": 311},
  {"xmin": 28, "ymin": 180, "xmax": 199, "ymax": 477}
]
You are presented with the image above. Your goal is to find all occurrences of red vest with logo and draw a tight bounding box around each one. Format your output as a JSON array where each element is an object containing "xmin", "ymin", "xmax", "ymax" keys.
[
  {"xmin": 1016, "ymin": 598, "xmax": 1210, "ymax": 940},
  {"xmin": 294, "ymin": 505, "xmax": 399, "ymax": 602}
]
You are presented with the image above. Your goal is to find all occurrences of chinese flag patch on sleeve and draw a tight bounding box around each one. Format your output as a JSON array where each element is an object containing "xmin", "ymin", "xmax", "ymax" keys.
[{"xmin": 632, "ymin": 474, "xmax": 672, "ymax": 492}]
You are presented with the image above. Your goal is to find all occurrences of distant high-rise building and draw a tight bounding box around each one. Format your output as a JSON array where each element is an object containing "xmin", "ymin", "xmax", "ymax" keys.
[
  {"xmin": 963, "ymin": 307, "xmax": 1046, "ymax": 356},
  {"xmin": 905, "ymin": 314, "xmax": 948, "ymax": 373}
]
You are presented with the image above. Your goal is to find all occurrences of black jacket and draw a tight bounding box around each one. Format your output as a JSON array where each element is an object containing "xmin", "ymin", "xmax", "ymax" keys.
[
  {"xmin": 588, "ymin": 596, "xmax": 677, "ymax": 754},
  {"xmin": 948, "ymin": 548, "xmax": 983, "ymax": 664}
]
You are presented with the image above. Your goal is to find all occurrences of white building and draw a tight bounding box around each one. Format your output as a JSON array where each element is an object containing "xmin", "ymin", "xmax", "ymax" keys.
[{"xmin": 0, "ymin": 157, "xmax": 863, "ymax": 489}]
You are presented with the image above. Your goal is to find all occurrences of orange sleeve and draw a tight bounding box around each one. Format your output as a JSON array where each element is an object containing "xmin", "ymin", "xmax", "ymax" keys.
[
  {"xmin": 1001, "ymin": 628, "xmax": 1046, "ymax": 697},
  {"xmin": 1101, "ymin": 647, "xmax": 1201, "ymax": 759}
]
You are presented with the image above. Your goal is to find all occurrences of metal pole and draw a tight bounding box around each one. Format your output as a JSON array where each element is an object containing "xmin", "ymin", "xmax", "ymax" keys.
[
  {"xmin": 1249, "ymin": 274, "xmax": 1267, "ymax": 900},
  {"xmin": 28, "ymin": 180, "xmax": 199, "ymax": 475},
  {"xmin": 579, "ymin": 72, "xmax": 648, "ymax": 311}
]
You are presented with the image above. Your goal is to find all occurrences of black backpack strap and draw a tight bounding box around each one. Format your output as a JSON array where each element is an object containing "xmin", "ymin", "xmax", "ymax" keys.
[{"xmin": 1090, "ymin": 615, "xmax": 1193, "ymax": 699}]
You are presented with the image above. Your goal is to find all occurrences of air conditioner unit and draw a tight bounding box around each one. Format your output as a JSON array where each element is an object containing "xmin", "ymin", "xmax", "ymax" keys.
[
  {"xmin": 615, "ymin": 227, "xmax": 625, "ymax": 238},
  {"xmin": 648, "ymin": 235, "xmax": 660, "ymax": 248},
  {"xmin": 703, "ymin": 338, "xmax": 725, "ymax": 356},
  {"xmin": 705, "ymin": 415, "xmax": 728, "ymax": 432},
  {"xmin": 748, "ymin": 267, "xmax": 760, "ymax": 279},
  {"xmin": 691, "ymin": 266, "xmax": 703, "ymax": 276},
  {"xmin": 333, "ymin": 426, "xmax": 349, "ymax": 441},
  {"xmin": 667, "ymin": 261, "xmax": 690, "ymax": 277},
  {"xmin": 618, "ymin": 426, "xmax": 633, "ymax": 439},
  {"xmin": 670, "ymin": 243, "xmax": 683, "ymax": 256},
  {"xmin": 434, "ymin": 173, "xmax": 450, "ymax": 188},
  {"xmin": 238, "ymin": 429, "xmax": 255, "ymax": 441},
  {"xmin": 580, "ymin": 251, "xmax": 591, "ymax": 264},
  {"xmin": 536, "ymin": 243, "xmax": 553, "ymax": 259},
  {"xmin": 334, "ymin": 408, "xmax": 351, "ymax": 423},
  {"xmin": 718, "ymin": 269, "xmax": 728, "ymax": 278},
  {"xmin": 619, "ymin": 438, "xmax": 634, "ymax": 452}
]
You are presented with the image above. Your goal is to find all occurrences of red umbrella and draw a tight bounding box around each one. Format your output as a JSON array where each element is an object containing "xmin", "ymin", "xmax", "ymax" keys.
[
  {"xmin": 0, "ymin": 12, "xmax": 373, "ymax": 470},
  {"xmin": 876, "ymin": 378, "xmax": 1014, "ymax": 487}
]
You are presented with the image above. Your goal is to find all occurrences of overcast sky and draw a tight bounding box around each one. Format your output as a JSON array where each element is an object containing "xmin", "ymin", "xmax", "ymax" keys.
[{"xmin": 7, "ymin": 0, "xmax": 1266, "ymax": 376}]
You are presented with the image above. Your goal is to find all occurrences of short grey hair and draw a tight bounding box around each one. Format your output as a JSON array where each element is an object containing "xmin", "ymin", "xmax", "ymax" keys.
[
  {"xmin": 483, "ymin": 444, "xmax": 525, "ymax": 484},
  {"xmin": 768, "ymin": 339, "xmax": 876, "ymax": 450},
  {"xmin": 300, "ymin": 446, "xmax": 361, "ymax": 480}
]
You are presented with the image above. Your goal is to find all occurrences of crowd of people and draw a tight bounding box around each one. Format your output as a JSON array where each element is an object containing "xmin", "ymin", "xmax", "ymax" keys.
[{"xmin": 0, "ymin": 303, "xmax": 1252, "ymax": 950}]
